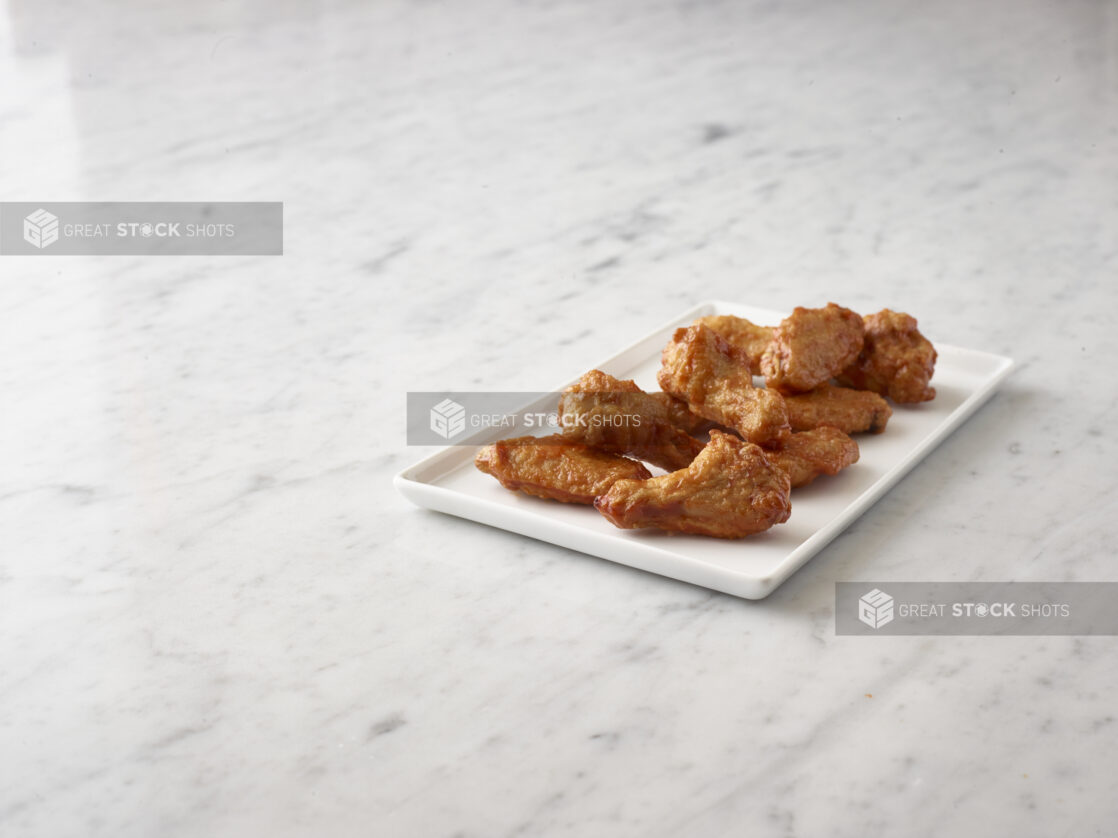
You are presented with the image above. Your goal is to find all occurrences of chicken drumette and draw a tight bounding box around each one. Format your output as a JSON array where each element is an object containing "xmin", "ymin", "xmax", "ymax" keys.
[
  {"xmin": 763, "ymin": 427, "xmax": 860, "ymax": 488},
  {"xmin": 837, "ymin": 309, "xmax": 937, "ymax": 403},
  {"xmin": 646, "ymin": 391, "xmax": 717, "ymax": 437},
  {"xmin": 594, "ymin": 430, "xmax": 792, "ymax": 538},
  {"xmin": 761, "ymin": 303, "xmax": 865, "ymax": 394},
  {"xmin": 693, "ymin": 314, "xmax": 774, "ymax": 374},
  {"xmin": 475, "ymin": 434, "xmax": 651, "ymax": 504},
  {"xmin": 558, "ymin": 370, "xmax": 705, "ymax": 471},
  {"xmin": 658, "ymin": 324, "xmax": 790, "ymax": 445},
  {"xmin": 783, "ymin": 384, "xmax": 892, "ymax": 434}
]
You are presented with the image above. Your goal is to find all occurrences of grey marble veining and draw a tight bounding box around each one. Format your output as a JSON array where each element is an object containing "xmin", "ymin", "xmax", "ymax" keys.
[{"xmin": 1, "ymin": 0, "xmax": 1117, "ymax": 835}]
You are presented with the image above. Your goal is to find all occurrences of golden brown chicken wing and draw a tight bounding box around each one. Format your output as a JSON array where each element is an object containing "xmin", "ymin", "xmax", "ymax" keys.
[
  {"xmin": 693, "ymin": 314, "xmax": 773, "ymax": 374},
  {"xmin": 761, "ymin": 303, "xmax": 865, "ymax": 393},
  {"xmin": 762, "ymin": 427, "xmax": 860, "ymax": 488},
  {"xmin": 558, "ymin": 371, "xmax": 706, "ymax": 471},
  {"xmin": 594, "ymin": 430, "xmax": 792, "ymax": 538},
  {"xmin": 646, "ymin": 391, "xmax": 716, "ymax": 436},
  {"xmin": 475, "ymin": 434, "xmax": 651, "ymax": 504},
  {"xmin": 657, "ymin": 324, "xmax": 790, "ymax": 445},
  {"xmin": 836, "ymin": 309, "xmax": 937, "ymax": 403},
  {"xmin": 783, "ymin": 384, "xmax": 892, "ymax": 434}
]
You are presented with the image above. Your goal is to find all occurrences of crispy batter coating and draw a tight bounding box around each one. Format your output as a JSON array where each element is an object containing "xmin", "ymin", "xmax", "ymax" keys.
[
  {"xmin": 647, "ymin": 391, "xmax": 716, "ymax": 436},
  {"xmin": 761, "ymin": 303, "xmax": 865, "ymax": 393},
  {"xmin": 836, "ymin": 309, "xmax": 937, "ymax": 403},
  {"xmin": 476, "ymin": 433, "xmax": 652, "ymax": 505},
  {"xmin": 783, "ymin": 384, "xmax": 892, "ymax": 434},
  {"xmin": 657, "ymin": 324, "xmax": 790, "ymax": 445},
  {"xmin": 475, "ymin": 434, "xmax": 651, "ymax": 504},
  {"xmin": 599, "ymin": 433, "xmax": 791, "ymax": 538},
  {"xmin": 763, "ymin": 427, "xmax": 860, "ymax": 488},
  {"xmin": 594, "ymin": 431, "xmax": 792, "ymax": 538},
  {"xmin": 558, "ymin": 370, "xmax": 706, "ymax": 471},
  {"xmin": 693, "ymin": 314, "xmax": 773, "ymax": 374}
]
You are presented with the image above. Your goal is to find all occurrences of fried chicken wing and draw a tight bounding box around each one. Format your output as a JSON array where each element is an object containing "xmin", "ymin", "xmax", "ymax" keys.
[
  {"xmin": 761, "ymin": 303, "xmax": 865, "ymax": 393},
  {"xmin": 836, "ymin": 309, "xmax": 937, "ymax": 403},
  {"xmin": 558, "ymin": 370, "xmax": 705, "ymax": 471},
  {"xmin": 647, "ymin": 391, "xmax": 716, "ymax": 436},
  {"xmin": 594, "ymin": 431, "xmax": 792, "ymax": 538},
  {"xmin": 693, "ymin": 314, "xmax": 773, "ymax": 374},
  {"xmin": 475, "ymin": 434, "xmax": 651, "ymax": 504},
  {"xmin": 657, "ymin": 324, "xmax": 790, "ymax": 445},
  {"xmin": 763, "ymin": 427, "xmax": 860, "ymax": 488},
  {"xmin": 783, "ymin": 384, "xmax": 892, "ymax": 434}
]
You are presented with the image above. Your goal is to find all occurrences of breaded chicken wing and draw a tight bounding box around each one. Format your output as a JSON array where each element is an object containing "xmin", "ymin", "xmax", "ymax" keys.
[
  {"xmin": 594, "ymin": 431, "xmax": 792, "ymax": 538},
  {"xmin": 558, "ymin": 370, "xmax": 706, "ymax": 471},
  {"xmin": 763, "ymin": 427, "xmax": 860, "ymax": 488},
  {"xmin": 761, "ymin": 303, "xmax": 865, "ymax": 393},
  {"xmin": 693, "ymin": 314, "xmax": 773, "ymax": 374},
  {"xmin": 647, "ymin": 391, "xmax": 716, "ymax": 437},
  {"xmin": 837, "ymin": 309, "xmax": 937, "ymax": 403},
  {"xmin": 783, "ymin": 384, "xmax": 892, "ymax": 434},
  {"xmin": 475, "ymin": 434, "xmax": 651, "ymax": 504},
  {"xmin": 657, "ymin": 324, "xmax": 790, "ymax": 445}
]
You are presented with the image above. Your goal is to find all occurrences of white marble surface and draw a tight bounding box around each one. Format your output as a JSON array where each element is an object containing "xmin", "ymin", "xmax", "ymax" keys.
[{"xmin": 2, "ymin": 0, "xmax": 1117, "ymax": 834}]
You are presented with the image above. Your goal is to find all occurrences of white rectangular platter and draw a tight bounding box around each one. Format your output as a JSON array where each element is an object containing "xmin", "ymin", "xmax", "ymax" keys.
[{"xmin": 394, "ymin": 301, "xmax": 1014, "ymax": 599}]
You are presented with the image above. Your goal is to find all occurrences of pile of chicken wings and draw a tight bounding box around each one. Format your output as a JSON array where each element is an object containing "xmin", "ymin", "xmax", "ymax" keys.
[{"xmin": 476, "ymin": 304, "xmax": 937, "ymax": 539}]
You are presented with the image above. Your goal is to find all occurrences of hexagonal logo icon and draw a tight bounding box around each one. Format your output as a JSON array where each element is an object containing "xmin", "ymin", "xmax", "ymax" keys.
[
  {"xmin": 430, "ymin": 398, "xmax": 466, "ymax": 440},
  {"xmin": 858, "ymin": 588, "xmax": 894, "ymax": 629},
  {"xmin": 23, "ymin": 208, "xmax": 60, "ymax": 249}
]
